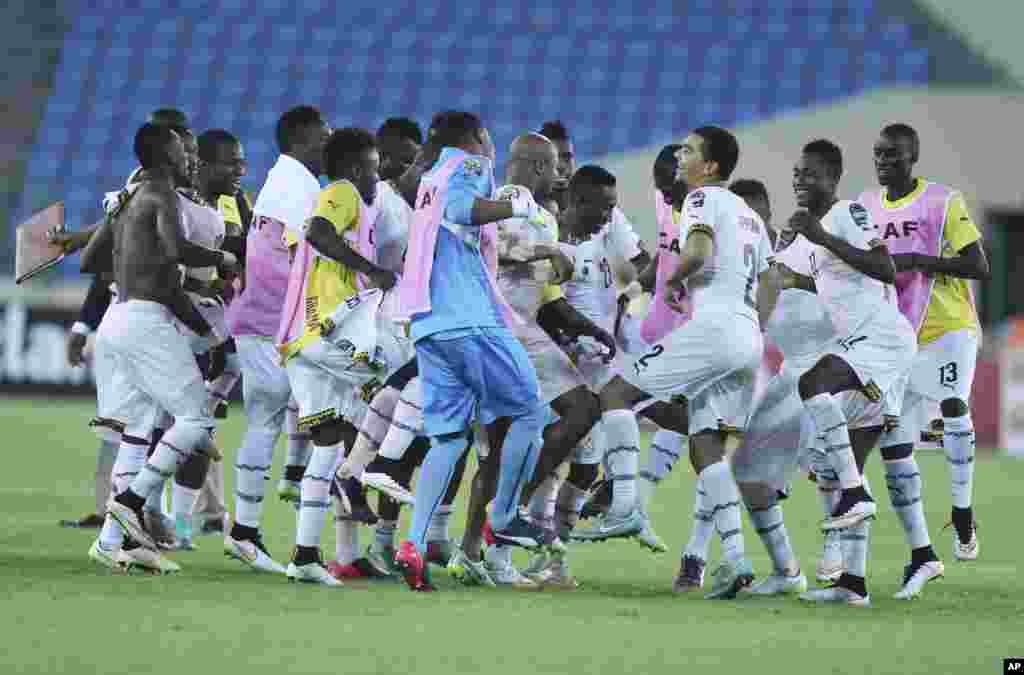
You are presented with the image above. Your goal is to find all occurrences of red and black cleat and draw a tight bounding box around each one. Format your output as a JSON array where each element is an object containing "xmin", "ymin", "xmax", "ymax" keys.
[{"xmin": 395, "ymin": 540, "xmax": 435, "ymax": 592}]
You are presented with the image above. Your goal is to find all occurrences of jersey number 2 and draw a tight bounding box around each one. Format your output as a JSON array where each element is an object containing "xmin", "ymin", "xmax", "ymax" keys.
[{"xmin": 743, "ymin": 243, "xmax": 756, "ymax": 308}]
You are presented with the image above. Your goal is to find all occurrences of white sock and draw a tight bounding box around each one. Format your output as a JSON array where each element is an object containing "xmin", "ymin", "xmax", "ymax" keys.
[
  {"xmin": 285, "ymin": 405, "xmax": 312, "ymax": 469},
  {"xmin": 349, "ymin": 387, "xmax": 400, "ymax": 474},
  {"xmin": 684, "ymin": 475, "xmax": 714, "ymax": 561},
  {"xmin": 296, "ymin": 444, "xmax": 339, "ymax": 548},
  {"xmin": 334, "ymin": 517, "xmax": 359, "ymax": 565},
  {"xmin": 883, "ymin": 455, "xmax": 930, "ymax": 549},
  {"xmin": 528, "ymin": 473, "xmax": 560, "ymax": 526},
  {"xmin": 374, "ymin": 520, "xmax": 397, "ymax": 552},
  {"xmin": 555, "ymin": 479, "xmax": 588, "ymax": 538},
  {"xmin": 235, "ymin": 428, "xmax": 276, "ymax": 529},
  {"xmin": 803, "ymin": 394, "xmax": 860, "ymax": 489},
  {"xmin": 944, "ymin": 413, "xmax": 975, "ymax": 509},
  {"xmin": 427, "ymin": 504, "xmax": 453, "ymax": 543},
  {"xmin": 749, "ymin": 504, "xmax": 797, "ymax": 576},
  {"xmin": 810, "ymin": 449, "xmax": 841, "ymax": 517},
  {"xmin": 639, "ymin": 429, "xmax": 685, "ymax": 512},
  {"xmin": 132, "ymin": 441, "xmax": 190, "ymax": 500},
  {"xmin": 379, "ymin": 382, "xmax": 422, "ymax": 460},
  {"xmin": 601, "ymin": 410, "xmax": 641, "ymax": 515},
  {"xmin": 842, "ymin": 519, "xmax": 871, "ymax": 579},
  {"xmin": 701, "ymin": 461, "xmax": 744, "ymax": 562},
  {"xmin": 172, "ymin": 483, "xmax": 199, "ymax": 522}
]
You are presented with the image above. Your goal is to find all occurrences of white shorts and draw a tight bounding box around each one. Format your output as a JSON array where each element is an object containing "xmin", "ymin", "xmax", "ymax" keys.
[
  {"xmin": 820, "ymin": 315, "xmax": 916, "ymax": 412},
  {"xmin": 95, "ymin": 300, "xmax": 213, "ymax": 432},
  {"xmin": 622, "ymin": 311, "xmax": 762, "ymax": 434},
  {"xmin": 235, "ymin": 335, "xmax": 292, "ymax": 436},
  {"xmin": 514, "ymin": 320, "xmax": 587, "ymax": 405},
  {"xmin": 177, "ymin": 295, "xmax": 228, "ymax": 355},
  {"xmin": 287, "ymin": 331, "xmax": 408, "ymax": 432},
  {"xmin": 882, "ymin": 328, "xmax": 978, "ymax": 447}
]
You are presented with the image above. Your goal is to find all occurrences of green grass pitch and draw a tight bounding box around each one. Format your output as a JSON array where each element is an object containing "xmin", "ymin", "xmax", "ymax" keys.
[{"xmin": 1, "ymin": 397, "xmax": 1020, "ymax": 674}]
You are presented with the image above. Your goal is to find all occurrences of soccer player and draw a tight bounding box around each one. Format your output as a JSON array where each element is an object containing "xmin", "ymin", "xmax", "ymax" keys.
[
  {"xmin": 574, "ymin": 127, "xmax": 770, "ymax": 600},
  {"xmin": 376, "ymin": 117, "xmax": 422, "ymax": 183},
  {"xmin": 277, "ymin": 127, "xmax": 407, "ymax": 585},
  {"xmin": 468, "ymin": 134, "xmax": 607, "ymax": 588},
  {"xmin": 84, "ymin": 123, "xmax": 236, "ymax": 568},
  {"xmin": 539, "ymin": 120, "xmax": 650, "ymax": 273},
  {"xmin": 393, "ymin": 112, "xmax": 558, "ymax": 591},
  {"xmin": 223, "ymin": 106, "xmax": 327, "ymax": 572},
  {"xmin": 781, "ymin": 139, "xmax": 916, "ymax": 606},
  {"xmin": 860, "ymin": 124, "xmax": 989, "ymax": 564}
]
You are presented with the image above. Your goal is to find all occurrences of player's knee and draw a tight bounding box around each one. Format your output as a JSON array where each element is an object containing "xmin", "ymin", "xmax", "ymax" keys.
[
  {"xmin": 880, "ymin": 443, "xmax": 913, "ymax": 461},
  {"xmin": 164, "ymin": 418, "xmax": 214, "ymax": 454},
  {"xmin": 567, "ymin": 462, "xmax": 599, "ymax": 490},
  {"xmin": 598, "ymin": 378, "xmax": 633, "ymax": 413},
  {"xmin": 941, "ymin": 397, "xmax": 969, "ymax": 418},
  {"xmin": 737, "ymin": 481, "xmax": 776, "ymax": 511}
]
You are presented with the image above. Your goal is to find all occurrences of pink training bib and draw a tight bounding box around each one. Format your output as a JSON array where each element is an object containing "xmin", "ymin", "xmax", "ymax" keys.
[{"xmin": 640, "ymin": 190, "xmax": 691, "ymax": 344}]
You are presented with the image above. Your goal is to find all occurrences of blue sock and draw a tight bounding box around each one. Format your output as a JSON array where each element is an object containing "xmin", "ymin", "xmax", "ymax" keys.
[
  {"xmin": 408, "ymin": 433, "xmax": 468, "ymax": 553},
  {"xmin": 490, "ymin": 404, "xmax": 545, "ymax": 530}
]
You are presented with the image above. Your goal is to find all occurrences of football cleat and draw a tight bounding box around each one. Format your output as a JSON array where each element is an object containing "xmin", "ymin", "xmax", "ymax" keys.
[
  {"xmin": 447, "ymin": 548, "xmax": 496, "ymax": 587},
  {"xmin": 395, "ymin": 540, "xmax": 434, "ymax": 591},
  {"xmin": 426, "ymin": 539, "xmax": 455, "ymax": 567},
  {"xmin": 822, "ymin": 490, "xmax": 876, "ymax": 531},
  {"xmin": 119, "ymin": 544, "xmax": 181, "ymax": 575},
  {"xmin": 359, "ymin": 471, "xmax": 415, "ymax": 505},
  {"xmin": 799, "ymin": 585, "xmax": 870, "ymax": 607},
  {"xmin": 144, "ymin": 508, "xmax": 176, "ymax": 549},
  {"xmin": 636, "ymin": 513, "xmax": 667, "ymax": 553},
  {"xmin": 672, "ymin": 555, "xmax": 706, "ymax": 593},
  {"xmin": 894, "ymin": 560, "xmax": 944, "ymax": 600},
  {"xmin": 579, "ymin": 479, "xmax": 612, "ymax": 520},
  {"xmin": 366, "ymin": 544, "xmax": 401, "ymax": 576},
  {"xmin": 538, "ymin": 551, "xmax": 579, "ymax": 590},
  {"xmin": 493, "ymin": 514, "xmax": 565, "ymax": 553},
  {"xmin": 109, "ymin": 500, "xmax": 157, "ymax": 551},
  {"xmin": 326, "ymin": 558, "xmax": 393, "ymax": 581},
  {"xmin": 704, "ymin": 558, "xmax": 754, "ymax": 600},
  {"xmin": 224, "ymin": 534, "xmax": 287, "ymax": 574},
  {"xmin": 571, "ymin": 508, "xmax": 643, "ymax": 543},
  {"xmin": 485, "ymin": 559, "xmax": 540, "ymax": 590},
  {"xmin": 946, "ymin": 519, "xmax": 979, "ymax": 561},
  {"xmin": 88, "ymin": 539, "xmax": 127, "ymax": 573},
  {"xmin": 522, "ymin": 549, "xmax": 551, "ymax": 583},
  {"xmin": 741, "ymin": 572, "xmax": 807, "ymax": 596},
  {"xmin": 276, "ymin": 479, "xmax": 301, "ymax": 504},
  {"xmin": 287, "ymin": 551, "xmax": 343, "ymax": 586}
]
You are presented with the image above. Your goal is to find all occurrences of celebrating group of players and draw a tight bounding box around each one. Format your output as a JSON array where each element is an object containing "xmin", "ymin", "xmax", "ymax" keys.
[{"xmin": 56, "ymin": 103, "xmax": 988, "ymax": 607}]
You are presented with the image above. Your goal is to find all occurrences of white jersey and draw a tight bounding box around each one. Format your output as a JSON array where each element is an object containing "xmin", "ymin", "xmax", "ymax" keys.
[
  {"xmin": 681, "ymin": 186, "xmax": 772, "ymax": 320},
  {"xmin": 374, "ymin": 180, "xmax": 411, "ymax": 275},
  {"xmin": 494, "ymin": 184, "xmax": 560, "ymax": 319},
  {"xmin": 803, "ymin": 200, "xmax": 901, "ymax": 337},
  {"xmin": 252, "ymin": 153, "xmax": 321, "ymax": 241},
  {"xmin": 765, "ymin": 233, "xmax": 835, "ymax": 368},
  {"xmin": 177, "ymin": 191, "xmax": 226, "ymax": 283},
  {"xmin": 608, "ymin": 206, "xmax": 643, "ymax": 262},
  {"xmin": 561, "ymin": 224, "xmax": 636, "ymax": 332}
]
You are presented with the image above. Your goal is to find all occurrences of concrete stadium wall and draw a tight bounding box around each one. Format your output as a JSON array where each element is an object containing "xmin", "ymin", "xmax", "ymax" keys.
[{"xmin": 915, "ymin": 0, "xmax": 1024, "ymax": 87}]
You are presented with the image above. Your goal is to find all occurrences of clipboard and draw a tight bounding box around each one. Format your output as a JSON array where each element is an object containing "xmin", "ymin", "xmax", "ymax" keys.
[{"xmin": 15, "ymin": 202, "xmax": 66, "ymax": 284}]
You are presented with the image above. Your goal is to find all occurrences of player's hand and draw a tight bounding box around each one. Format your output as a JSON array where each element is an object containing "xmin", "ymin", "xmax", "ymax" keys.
[
  {"xmin": 368, "ymin": 267, "xmax": 398, "ymax": 292},
  {"xmin": 664, "ymin": 277, "xmax": 689, "ymax": 314},
  {"xmin": 47, "ymin": 225, "xmax": 75, "ymax": 253},
  {"xmin": 66, "ymin": 332, "xmax": 88, "ymax": 366},
  {"xmin": 788, "ymin": 210, "xmax": 828, "ymax": 245},
  {"xmin": 587, "ymin": 326, "xmax": 618, "ymax": 364},
  {"xmin": 512, "ymin": 198, "xmax": 547, "ymax": 227}
]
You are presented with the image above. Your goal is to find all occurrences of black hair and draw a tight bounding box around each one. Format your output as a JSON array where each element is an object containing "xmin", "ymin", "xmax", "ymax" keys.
[
  {"xmin": 276, "ymin": 105, "xmax": 324, "ymax": 153},
  {"xmin": 692, "ymin": 126, "xmax": 740, "ymax": 180},
  {"xmin": 802, "ymin": 139, "xmax": 844, "ymax": 180},
  {"xmin": 429, "ymin": 111, "xmax": 483, "ymax": 149},
  {"xmin": 377, "ymin": 117, "xmax": 423, "ymax": 145},
  {"xmin": 148, "ymin": 108, "xmax": 190, "ymax": 130},
  {"xmin": 729, "ymin": 178, "xmax": 769, "ymax": 203},
  {"xmin": 569, "ymin": 164, "xmax": 616, "ymax": 195},
  {"xmin": 134, "ymin": 123, "xmax": 179, "ymax": 170},
  {"xmin": 881, "ymin": 123, "xmax": 920, "ymax": 160},
  {"xmin": 323, "ymin": 127, "xmax": 377, "ymax": 180},
  {"xmin": 197, "ymin": 129, "xmax": 240, "ymax": 162},
  {"xmin": 539, "ymin": 120, "xmax": 570, "ymax": 143}
]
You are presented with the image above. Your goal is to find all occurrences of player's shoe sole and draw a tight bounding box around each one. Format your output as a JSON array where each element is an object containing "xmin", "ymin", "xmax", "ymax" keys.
[
  {"xmin": 286, "ymin": 561, "xmax": 343, "ymax": 586},
  {"xmin": 360, "ymin": 472, "xmax": 415, "ymax": 505},
  {"xmin": 109, "ymin": 501, "xmax": 157, "ymax": 551},
  {"xmin": 822, "ymin": 500, "xmax": 877, "ymax": 531},
  {"xmin": 740, "ymin": 573, "xmax": 807, "ymax": 596},
  {"xmin": 119, "ymin": 546, "xmax": 181, "ymax": 575},
  {"xmin": 224, "ymin": 536, "xmax": 287, "ymax": 574},
  {"xmin": 799, "ymin": 586, "xmax": 870, "ymax": 607}
]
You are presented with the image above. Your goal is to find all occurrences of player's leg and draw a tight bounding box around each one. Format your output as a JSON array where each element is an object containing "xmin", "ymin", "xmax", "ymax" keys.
[
  {"xmin": 225, "ymin": 335, "xmax": 290, "ymax": 573},
  {"xmin": 635, "ymin": 403, "xmax": 690, "ymax": 553},
  {"xmin": 280, "ymin": 403, "xmax": 312, "ymax": 501},
  {"xmin": 358, "ymin": 375, "xmax": 423, "ymax": 504},
  {"xmin": 368, "ymin": 436, "xmax": 428, "ymax": 574},
  {"xmin": 797, "ymin": 354, "xmax": 876, "ymax": 529},
  {"xmin": 171, "ymin": 452, "xmax": 208, "ymax": 550}
]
